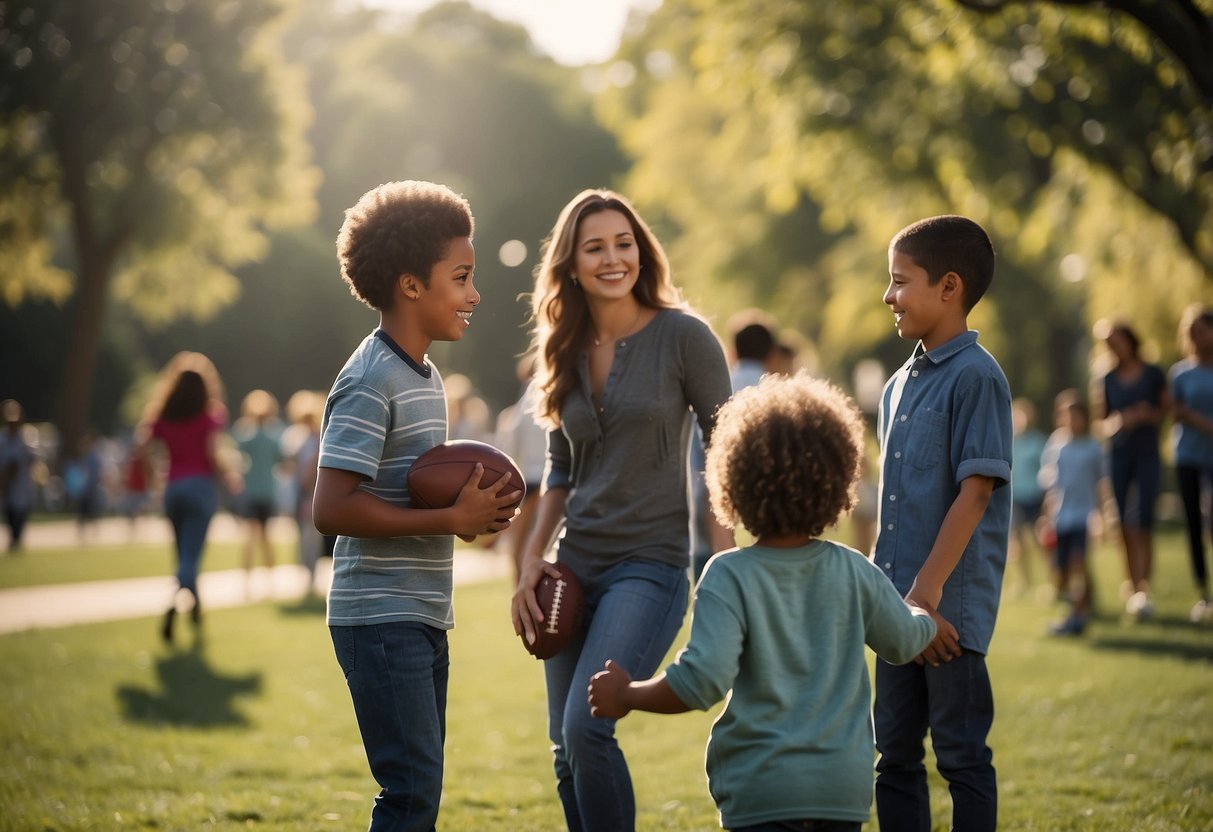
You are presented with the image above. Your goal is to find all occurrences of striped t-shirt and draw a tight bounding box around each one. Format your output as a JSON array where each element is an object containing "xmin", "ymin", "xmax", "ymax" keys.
[{"xmin": 319, "ymin": 330, "xmax": 453, "ymax": 628}]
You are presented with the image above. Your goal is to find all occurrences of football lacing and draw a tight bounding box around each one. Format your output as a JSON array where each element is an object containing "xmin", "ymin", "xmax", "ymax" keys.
[{"xmin": 544, "ymin": 579, "xmax": 566, "ymax": 634}]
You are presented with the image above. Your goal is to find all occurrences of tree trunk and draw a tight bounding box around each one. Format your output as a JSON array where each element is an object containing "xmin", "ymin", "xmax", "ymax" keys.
[{"xmin": 56, "ymin": 251, "xmax": 113, "ymax": 468}]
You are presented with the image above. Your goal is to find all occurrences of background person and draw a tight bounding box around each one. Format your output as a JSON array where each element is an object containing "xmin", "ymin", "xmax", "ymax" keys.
[
  {"xmin": 1169, "ymin": 304, "xmax": 1213, "ymax": 623},
  {"xmin": 1090, "ymin": 319, "xmax": 1168, "ymax": 619},
  {"xmin": 134, "ymin": 352, "xmax": 235, "ymax": 644},
  {"xmin": 0, "ymin": 399, "xmax": 36, "ymax": 553}
]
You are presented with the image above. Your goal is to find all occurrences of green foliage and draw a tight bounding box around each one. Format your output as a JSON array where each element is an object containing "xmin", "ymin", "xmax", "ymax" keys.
[
  {"xmin": 600, "ymin": 0, "xmax": 1213, "ymax": 406},
  {"xmin": 282, "ymin": 0, "xmax": 628, "ymax": 409},
  {"xmin": 0, "ymin": 0, "xmax": 318, "ymax": 310}
]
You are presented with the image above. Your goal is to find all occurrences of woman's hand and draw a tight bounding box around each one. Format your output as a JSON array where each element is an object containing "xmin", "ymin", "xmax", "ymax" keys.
[{"xmin": 511, "ymin": 555, "xmax": 563, "ymax": 648}]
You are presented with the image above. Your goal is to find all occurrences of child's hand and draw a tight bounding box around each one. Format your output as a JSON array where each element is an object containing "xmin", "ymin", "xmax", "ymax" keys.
[
  {"xmin": 588, "ymin": 659, "xmax": 632, "ymax": 719},
  {"xmin": 450, "ymin": 463, "xmax": 521, "ymax": 538},
  {"xmin": 907, "ymin": 592, "xmax": 961, "ymax": 667}
]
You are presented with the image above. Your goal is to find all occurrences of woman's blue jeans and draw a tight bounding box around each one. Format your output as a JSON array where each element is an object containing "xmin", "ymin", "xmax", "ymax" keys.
[
  {"xmin": 874, "ymin": 652, "xmax": 997, "ymax": 832},
  {"xmin": 544, "ymin": 558, "xmax": 689, "ymax": 832},
  {"xmin": 331, "ymin": 621, "xmax": 449, "ymax": 832},
  {"xmin": 162, "ymin": 475, "xmax": 217, "ymax": 594}
]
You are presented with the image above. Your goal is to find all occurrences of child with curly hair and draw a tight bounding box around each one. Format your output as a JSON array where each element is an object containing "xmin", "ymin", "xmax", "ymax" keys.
[{"xmin": 588, "ymin": 373, "xmax": 936, "ymax": 831}]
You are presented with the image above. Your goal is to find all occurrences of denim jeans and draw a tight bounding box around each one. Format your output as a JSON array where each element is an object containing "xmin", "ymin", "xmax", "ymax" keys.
[
  {"xmin": 874, "ymin": 652, "xmax": 996, "ymax": 832},
  {"xmin": 162, "ymin": 475, "xmax": 217, "ymax": 593},
  {"xmin": 331, "ymin": 622, "xmax": 449, "ymax": 832},
  {"xmin": 544, "ymin": 558, "xmax": 689, "ymax": 832}
]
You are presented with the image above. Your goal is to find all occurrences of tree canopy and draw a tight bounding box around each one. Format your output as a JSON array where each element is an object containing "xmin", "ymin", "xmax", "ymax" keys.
[
  {"xmin": 0, "ymin": 0, "xmax": 318, "ymax": 453},
  {"xmin": 598, "ymin": 0, "xmax": 1212, "ymax": 404}
]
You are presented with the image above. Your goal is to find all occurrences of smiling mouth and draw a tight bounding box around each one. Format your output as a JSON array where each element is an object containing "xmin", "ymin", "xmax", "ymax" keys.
[
  {"xmin": 597, "ymin": 272, "xmax": 627, "ymax": 281},
  {"xmin": 457, "ymin": 311, "xmax": 473, "ymax": 323}
]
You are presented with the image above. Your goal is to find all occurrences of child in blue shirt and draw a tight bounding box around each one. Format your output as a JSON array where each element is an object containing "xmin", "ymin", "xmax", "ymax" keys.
[
  {"xmin": 873, "ymin": 215, "xmax": 1012, "ymax": 832},
  {"xmin": 1038, "ymin": 390, "xmax": 1105, "ymax": 636},
  {"xmin": 587, "ymin": 372, "xmax": 936, "ymax": 831},
  {"xmin": 312, "ymin": 181, "xmax": 521, "ymax": 831}
]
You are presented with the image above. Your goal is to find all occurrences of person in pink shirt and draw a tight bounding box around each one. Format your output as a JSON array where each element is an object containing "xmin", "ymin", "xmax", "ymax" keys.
[{"xmin": 135, "ymin": 352, "xmax": 234, "ymax": 644}]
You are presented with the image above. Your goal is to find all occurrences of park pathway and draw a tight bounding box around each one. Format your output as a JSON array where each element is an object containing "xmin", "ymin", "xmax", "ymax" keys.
[{"xmin": 0, "ymin": 515, "xmax": 510, "ymax": 635}]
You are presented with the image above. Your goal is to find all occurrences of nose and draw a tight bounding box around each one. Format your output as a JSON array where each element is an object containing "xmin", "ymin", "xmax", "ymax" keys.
[
  {"xmin": 468, "ymin": 277, "xmax": 481, "ymax": 307},
  {"xmin": 883, "ymin": 282, "xmax": 895, "ymax": 305}
]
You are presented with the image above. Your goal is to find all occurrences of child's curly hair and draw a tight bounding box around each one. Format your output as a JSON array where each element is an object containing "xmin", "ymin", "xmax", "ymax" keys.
[
  {"xmin": 706, "ymin": 372, "xmax": 865, "ymax": 540},
  {"xmin": 337, "ymin": 180, "xmax": 474, "ymax": 310}
]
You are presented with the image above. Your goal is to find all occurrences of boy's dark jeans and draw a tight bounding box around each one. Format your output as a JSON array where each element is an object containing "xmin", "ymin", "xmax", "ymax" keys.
[
  {"xmin": 874, "ymin": 651, "xmax": 997, "ymax": 832},
  {"xmin": 331, "ymin": 621, "xmax": 449, "ymax": 832}
]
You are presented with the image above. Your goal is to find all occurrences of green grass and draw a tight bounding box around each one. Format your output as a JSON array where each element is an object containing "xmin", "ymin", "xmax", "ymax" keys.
[
  {"xmin": 0, "ymin": 540, "xmax": 247, "ymax": 589},
  {"xmin": 1, "ymin": 533, "xmax": 1210, "ymax": 830}
]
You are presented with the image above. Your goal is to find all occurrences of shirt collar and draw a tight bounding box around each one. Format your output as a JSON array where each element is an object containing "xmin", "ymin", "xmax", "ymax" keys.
[
  {"xmin": 374, "ymin": 329, "xmax": 432, "ymax": 378},
  {"xmin": 914, "ymin": 330, "xmax": 979, "ymax": 365}
]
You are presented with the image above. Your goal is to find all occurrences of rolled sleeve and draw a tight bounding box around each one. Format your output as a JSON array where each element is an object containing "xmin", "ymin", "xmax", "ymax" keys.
[{"xmin": 953, "ymin": 373, "xmax": 1013, "ymax": 488}]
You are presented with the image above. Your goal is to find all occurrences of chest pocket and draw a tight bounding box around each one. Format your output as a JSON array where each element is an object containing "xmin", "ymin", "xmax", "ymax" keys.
[{"xmin": 909, "ymin": 408, "xmax": 949, "ymax": 470}]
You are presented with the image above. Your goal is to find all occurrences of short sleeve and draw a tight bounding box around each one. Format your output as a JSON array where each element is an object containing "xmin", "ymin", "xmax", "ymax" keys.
[
  {"xmin": 952, "ymin": 370, "xmax": 1012, "ymax": 487},
  {"xmin": 319, "ymin": 384, "xmax": 390, "ymax": 481}
]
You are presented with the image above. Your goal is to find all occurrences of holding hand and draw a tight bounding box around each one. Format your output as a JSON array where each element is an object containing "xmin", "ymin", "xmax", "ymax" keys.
[
  {"xmin": 588, "ymin": 659, "xmax": 633, "ymax": 719},
  {"xmin": 906, "ymin": 592, "xmax": 961, "ymax": 667}
]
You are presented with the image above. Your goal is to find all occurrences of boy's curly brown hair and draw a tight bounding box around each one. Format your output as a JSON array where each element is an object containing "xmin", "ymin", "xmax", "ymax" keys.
[
  {"xmin": 706, "ymin": 372, "xmax": 865, "ymax": 540},
  {"xmin": 337, "ymin": 180, "xmax": 474, "ymax": 311}
]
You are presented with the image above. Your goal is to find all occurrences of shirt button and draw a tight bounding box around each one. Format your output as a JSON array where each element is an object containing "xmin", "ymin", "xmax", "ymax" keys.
[
  {"xmin": 900, "ymin": 414, "xmax": 907, "ymax": 422},
  {"xmin": 911, "ymin": 370, "xmax": 919, "ymax": 377},
  {"xmin": 894, "ymin": 451, "xmax": 902, "ymax": 459},
  {"xmin": 884, "ymin": 562, "xmax": 892, "ymax": 569},
  {"xmin": 889, "ymin": 494, "xmax": 896, "ymax": 501},
  {"xmin": 887, "ymin": 523, "xmax": 894, "ymax": 531}
]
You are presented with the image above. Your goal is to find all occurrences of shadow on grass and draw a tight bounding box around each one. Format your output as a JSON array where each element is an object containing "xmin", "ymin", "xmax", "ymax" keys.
[
  {"xmin": 1087, "ymin": 615, "xmax": 1213, "ymax": 663},
  {"xmin": 116, "ymin": 640, "xmax": 263, "ymax": 727},
  {"xmin": 275, "ymin": 594, "xmax": 327, "ymax": 618}
]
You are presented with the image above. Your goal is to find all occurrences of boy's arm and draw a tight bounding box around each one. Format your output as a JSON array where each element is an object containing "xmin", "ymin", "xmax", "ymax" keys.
[
  {"xmin": 588, "ymin": 660, "xmax": 691, "ymax": 719},
  {"xmin": 313, "ymin": 465, "xmax": 516, "ymax": 539},
  {"xmin": 906, "ymin": 473, "xmax": 996, "ymax": 665}
]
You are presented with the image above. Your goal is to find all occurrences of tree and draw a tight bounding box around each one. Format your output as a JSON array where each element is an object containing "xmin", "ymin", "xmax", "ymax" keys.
[
  {"xmin": 599, "ymin": 0, "xmax": 1212, "ymax": 404},
  {"xmin": 0, "ymin": 0, "xmax": 317, "ymax": 458}
]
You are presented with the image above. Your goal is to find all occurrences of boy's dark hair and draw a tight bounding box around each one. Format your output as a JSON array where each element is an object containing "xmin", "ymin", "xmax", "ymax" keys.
[
  {"xmin": 727, "ymin": 308, "xmax": 777, "ymax": 362},
  {"xmin": 890, "ymin": 215, "xmax": 994, "ymax": 311},
  {"xmin": 706, "ymin": 372, "xmax": 865, "ymax": 539},
  {"xmin": 337, "ymin": 180, "xmax": 474, "ymax": 311},
  {"xmin": 734, "ymin": 323, "xmax": 776, "ymax": 362}
]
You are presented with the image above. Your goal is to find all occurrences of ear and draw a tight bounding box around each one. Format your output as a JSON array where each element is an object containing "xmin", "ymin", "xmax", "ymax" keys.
[
  {"xmin": 398, "ymin": 273, "xmax": 423, "ymax": 301},
  {"xmin": 939, "ymin": 271, "xmax": 963, "ymax": 302}
]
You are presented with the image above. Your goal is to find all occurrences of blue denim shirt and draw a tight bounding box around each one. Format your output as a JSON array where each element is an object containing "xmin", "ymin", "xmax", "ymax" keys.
[{"xmin": 873, "ymin": 331, "xmax": 1013, "ymax": 654}]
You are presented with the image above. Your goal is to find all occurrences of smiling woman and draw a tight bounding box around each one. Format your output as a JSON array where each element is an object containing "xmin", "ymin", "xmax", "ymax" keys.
[{"xmin": 365, "ymin": 0, "xmax": 660, "ymax": 65}]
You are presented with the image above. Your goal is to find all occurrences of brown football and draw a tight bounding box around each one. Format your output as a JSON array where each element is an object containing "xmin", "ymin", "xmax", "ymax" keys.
[
  {"xmin": 406, "ymin": 440, "xmax": 525, "ymax": 511},
  {"xmin": 524, "ymin": 561, "xmax": 584, "ymax": 660}
]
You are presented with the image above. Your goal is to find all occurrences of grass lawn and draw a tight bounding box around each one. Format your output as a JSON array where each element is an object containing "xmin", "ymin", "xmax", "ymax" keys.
[{"xmin": 0, "ymin": 531, "xmax": 1210, "ymax": 830}]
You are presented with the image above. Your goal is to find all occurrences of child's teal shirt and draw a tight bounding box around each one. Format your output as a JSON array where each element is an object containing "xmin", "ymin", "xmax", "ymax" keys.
[
  {"xmin": 874, "ymin": 330, "xmax": 1012, "ymax": 654},
  {"xmin": 663, "ymin": 541, "xmax": 936, "ymax": 828}
]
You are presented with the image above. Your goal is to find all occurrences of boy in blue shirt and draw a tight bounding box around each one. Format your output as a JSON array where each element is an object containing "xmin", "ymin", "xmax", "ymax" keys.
[
  {"xmin": 312, "ymin": 180, "xmax": 521, "ymax": 831},
  {"xmin": 873, "ymin": 215, "xmax": 1012, "ymax": 832},
  {"xmin": 588, "ymin": 372, "xmax": 936, "ymax": 831}
]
